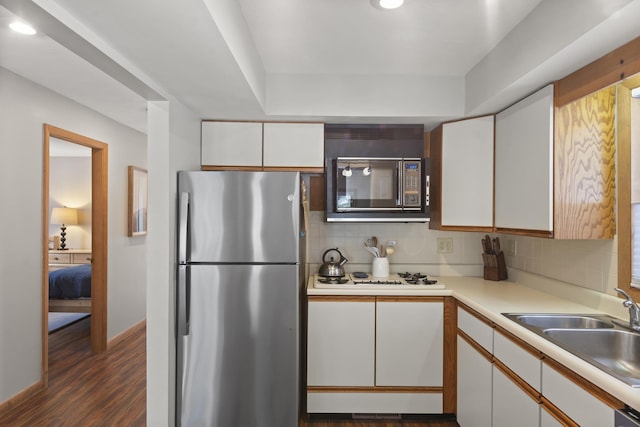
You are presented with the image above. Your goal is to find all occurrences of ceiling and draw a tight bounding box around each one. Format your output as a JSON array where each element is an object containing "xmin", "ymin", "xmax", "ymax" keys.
[{"xmin": 1, "ymin": 0, "xmax": 640, "ymax": 133}]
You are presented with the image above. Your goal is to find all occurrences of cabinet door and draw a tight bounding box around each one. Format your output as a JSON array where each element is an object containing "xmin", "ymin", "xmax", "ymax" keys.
[
  {"xmin": 307, "ymin": 299, "xmax": 375, "ymax": 386},
  {"xmin": 493, "ymin": 365, "xmax": 540, "ymax": 427},
  {"xmin": 263, "ymin": 123, "xmax": 324, "ymax": 167},
  {"xmin": 540, "ymin": 405, "xmax": 569, "ymax": 427},
  {"xmin": 457, "ymin": 336, "xmax": 492, "ymax": 427},
  {"xmin": 441, "ymin": 116, "xmax": 494, "ymax": 227},
  {"xmin": 495, "ymin": 84, "xmax": 553, "ymax": 232},
  {"xmin": 542, "ymin": 362, "xmax": 614, "ymax": 427},
  {"xmin": 375, "ymin": 300, "xmax": 443, "ymax": 387},
  {"xmin": 493, "ymin": 331, "xmax": 541, "ymax": 391},
  {"xmin": 201, "ymin": 121, "xmax": 263, "ymax": 167}
]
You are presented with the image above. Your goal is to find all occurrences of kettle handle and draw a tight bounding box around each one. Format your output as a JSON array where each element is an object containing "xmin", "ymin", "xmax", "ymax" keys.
[{"xmin": 322, "ymin": 247, "xmax": 342, "ymax": 262}]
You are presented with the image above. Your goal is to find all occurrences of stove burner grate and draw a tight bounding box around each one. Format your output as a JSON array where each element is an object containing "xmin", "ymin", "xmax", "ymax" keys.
[
  {"xmin": 398, "ymin": 272, "xmax": 438, "ymax": 286},
  {"xmin": 317, "ymin": 276, "xmax": 349, "ymax": 284},
  {"xmin": 354, "ymin": 279, "xmax": 403, "ymax": 285}
]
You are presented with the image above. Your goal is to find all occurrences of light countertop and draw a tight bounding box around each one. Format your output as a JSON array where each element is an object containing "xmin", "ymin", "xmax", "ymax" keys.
[{"xmin": 307, "ymin": 270, "xmax": 640, "ymax": 411}]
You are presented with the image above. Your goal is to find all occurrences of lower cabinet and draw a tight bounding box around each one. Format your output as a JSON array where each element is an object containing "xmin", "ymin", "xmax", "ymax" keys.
[
  {"xmin": 542, "ymin": 361, "xmax": 615, "ymax": 427},
  {"xmin": 307, "ymin": 296, "xmax": 446, "ymax": 414},
  {"xmin": 457, "ymin": 335, "xmax": 492, "ymax": 427},
  {"xmin": 456, "ymin": 304, "xmax": 620, "ymax": 427},
  {"xmin": 492, "ymin": 364, "xmax": 539, "ymax": 427}
]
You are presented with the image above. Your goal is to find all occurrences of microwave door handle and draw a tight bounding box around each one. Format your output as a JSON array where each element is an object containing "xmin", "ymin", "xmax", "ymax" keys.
[{"xmin": 397, "ymin": 162, "xmax": 403, "ymax": 206}]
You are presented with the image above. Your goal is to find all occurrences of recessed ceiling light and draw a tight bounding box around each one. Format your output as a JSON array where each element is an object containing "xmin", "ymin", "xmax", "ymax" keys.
[
  {"xmin": 9, "ymin": 21, "xmax": 36, "ymax": 35},
  {"xmin": 379, "ymin": 0, "xmax": 404, "ymax": 9}
]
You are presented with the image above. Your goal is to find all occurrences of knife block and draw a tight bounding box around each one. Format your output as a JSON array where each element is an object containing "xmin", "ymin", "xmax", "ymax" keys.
[{"xmin": 483, "ymin": 252, "xmax": 508, "ymax": 281}]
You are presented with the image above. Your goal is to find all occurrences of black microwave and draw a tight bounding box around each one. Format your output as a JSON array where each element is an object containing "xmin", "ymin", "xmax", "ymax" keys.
[
  {"xmin": 336, "ymin": 157, "xmax": 425, "ymax": 210},
  {"xmin": 324, "ymin": 124, "xmax": 430, "ymax": 222}
]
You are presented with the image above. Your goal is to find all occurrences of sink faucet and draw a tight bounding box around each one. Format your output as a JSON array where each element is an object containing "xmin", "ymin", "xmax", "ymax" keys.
[{"xmin": 614, "ymin": 288, "xmax": 640, "ymax": 331}]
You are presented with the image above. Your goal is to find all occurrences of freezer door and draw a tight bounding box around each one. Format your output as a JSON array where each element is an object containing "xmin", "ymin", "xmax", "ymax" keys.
[
  {"xmin": 177, "ymin": 264, "xmax": 299, "ymax": 427},
  {"xmin": 178, "ymin": 171, "xmax": 300, "ymax": 263}
]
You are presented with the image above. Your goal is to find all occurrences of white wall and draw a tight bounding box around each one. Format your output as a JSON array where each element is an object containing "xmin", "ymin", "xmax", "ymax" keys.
[
  {"xmin": 306, "ymin": 211, "xmax": 617, "ymax": 296},
  {"xmin": 146, "ymin": 99, "xmax": 201, "ymax": 427},
  {"xmin": 0, "ymin": 66, "xmax": 147, "ymax": 404},
  {"xmin": 49, "ymin": 156, "xmax": 92, "ymax": 250}
]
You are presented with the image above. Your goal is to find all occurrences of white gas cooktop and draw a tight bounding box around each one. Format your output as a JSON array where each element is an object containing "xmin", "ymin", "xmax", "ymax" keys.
[{"xmin": 313, "ymin": 273, "xmax": 445, "ymax": 290}]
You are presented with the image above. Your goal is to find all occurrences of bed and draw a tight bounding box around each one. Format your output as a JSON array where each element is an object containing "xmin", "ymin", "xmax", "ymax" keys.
[{"xmin": 48, "ymin": 264, "xmax": 92, "ymax": 313}]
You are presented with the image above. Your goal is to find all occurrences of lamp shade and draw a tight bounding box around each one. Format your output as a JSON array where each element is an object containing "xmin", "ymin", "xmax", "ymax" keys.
[{"xmin": 50, "ymin": 207, "xmax": 78, "ymax": 225}]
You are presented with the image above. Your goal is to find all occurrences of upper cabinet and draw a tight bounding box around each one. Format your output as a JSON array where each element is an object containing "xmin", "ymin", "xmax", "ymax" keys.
[
  {"xmin": 495, "ymin": 84, "xmax": 554, "ymax": 235},
  {"xmin": 201, "ymin": 121, "xmax": 324, "ymax": 171},
  {"xmin": 430, "ymin": 115, "xmax": 494, "ymax": 231},
  {"xmin": 494, "ymin": 83, "xmax": 616, "ymax": 239},
  {"xmin": 201, "ymin": 121, "xmax": 263, "ymax": 167},
  {"xmin": 263, "ymin": 122, "xmax": 324, "ymax": 168}
]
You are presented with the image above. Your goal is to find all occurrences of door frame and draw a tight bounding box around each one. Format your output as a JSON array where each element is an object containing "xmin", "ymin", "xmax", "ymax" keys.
[{"xmin": 42, "ymin": 124, "xmax": 108, "ymax": 383}]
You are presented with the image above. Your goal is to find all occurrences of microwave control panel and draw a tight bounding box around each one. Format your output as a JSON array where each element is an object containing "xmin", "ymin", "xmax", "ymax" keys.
[{"xmin": 403, "ymin": 160, "xmax": 422, "ymax": 208}]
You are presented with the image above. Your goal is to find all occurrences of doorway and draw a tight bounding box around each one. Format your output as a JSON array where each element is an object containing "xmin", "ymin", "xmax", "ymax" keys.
[{"xmin": 42, "ymin": 124, "xmax": 108, "ymax": 385}]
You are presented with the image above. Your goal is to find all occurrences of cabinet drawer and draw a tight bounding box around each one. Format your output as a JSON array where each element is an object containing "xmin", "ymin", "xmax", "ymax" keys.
[
  {"xmin": 307, "ymin": 391, "xmax": 442, "ymax": 414},
  {"xmin": 458, "ymin": 307, "xmax": 493, "ymax": 353},
  {"xmin": 72, "ymin": 253, "xmax": 92, "ymax": 264},
  {"xmin": 48, "ymin": 253, "xmax": 71, "ymax": 264},
  {"xmin": 494, "ymin": 330, "xmax": 541, "ymax": 391}
]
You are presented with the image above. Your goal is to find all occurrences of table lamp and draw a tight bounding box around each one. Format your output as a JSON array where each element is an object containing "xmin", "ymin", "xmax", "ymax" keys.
[{"xmin": 50, "ymin": 207, "xmax": 78, "ymax": 250}]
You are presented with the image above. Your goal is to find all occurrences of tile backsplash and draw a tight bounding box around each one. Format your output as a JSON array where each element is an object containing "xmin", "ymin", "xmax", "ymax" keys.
[{"xmin": 305, "ymin": 211, "xmax": 618, "ymax": 295}]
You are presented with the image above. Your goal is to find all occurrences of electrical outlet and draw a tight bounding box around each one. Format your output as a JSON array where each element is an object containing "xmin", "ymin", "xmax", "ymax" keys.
[
  {"xmin": 506, "ymin": 239, "xmax": 517, "ymax": 257},
  {"xmin": 437, "ymin": 238, "xmax": 453, "ymax": 254}
]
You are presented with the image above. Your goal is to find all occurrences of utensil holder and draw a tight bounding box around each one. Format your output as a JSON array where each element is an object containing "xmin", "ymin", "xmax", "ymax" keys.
[{"xmin": 372, "ymin": 257, "xmax": 389, "ymax": 277}]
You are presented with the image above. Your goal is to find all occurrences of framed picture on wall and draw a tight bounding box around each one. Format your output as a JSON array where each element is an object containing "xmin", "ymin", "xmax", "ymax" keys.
[{"xmin": 128, "ymin": 166, "xmax": 148, "ymax": 236}]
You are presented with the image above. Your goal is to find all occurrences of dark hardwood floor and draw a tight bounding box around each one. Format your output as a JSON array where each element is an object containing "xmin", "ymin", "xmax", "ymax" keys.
[
  {"xmin": 1, "ymin": 318, "xmax": 458, "ymax": 427},
  {"xmin": 0, "ymin": 317, "xmax": 146, "ymax": 426}
]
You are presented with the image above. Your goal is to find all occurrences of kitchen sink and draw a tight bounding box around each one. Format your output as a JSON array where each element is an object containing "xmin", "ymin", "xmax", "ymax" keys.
[
  {"xmin": 505, "ymin": 313, "xmax": 615, "ymax": 330},
  {"xmin": 503, "ymin": 313, "xmax": 640, "ymax": 387},
  {"xmin": 543, "ymin": 329, "xmax": 640, "ymax": 386}
]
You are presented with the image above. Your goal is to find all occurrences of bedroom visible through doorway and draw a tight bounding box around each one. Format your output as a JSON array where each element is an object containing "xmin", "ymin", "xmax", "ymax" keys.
[{"xmin": 42, "ymin": 124, "xmax": 108, "ymax": 386}]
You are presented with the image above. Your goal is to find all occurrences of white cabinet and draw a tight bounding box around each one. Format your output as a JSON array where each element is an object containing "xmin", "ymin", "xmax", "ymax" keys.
[
  {"xmin": 493, "ymin": 331, "xmax": 541, "ymax": 391},
  {"xmin": 457, "ymin": 306, "xmax": 493, "ymax": 353},
  {"xmin": 492, "ymin": 365, "xmax": 540, "ymax": 427},
  {"xmin": 307, "ymin": 299, "xmax": 375, "ymax": 387},
  {"xmin": 201, "ymin": 121, "xmax": 324, "ymax": 169},
  {"xmin": 540, "ymin": 406, "xmax": 567, "ymax": 427},
  {"xmin": 542, "ymin": 362, "xmax": 614, "ymax": 427},
  {"xmin": 495, "ymin": 84, "xmax": 554, "ymax": 232},
  {"xmin": 376, "ymin": 300, "xmax": 443, "ymax": 386},
  {"xmin": 263, "ymin": 122, "xmax": 324, "ymax": 168},
  {"xmin": 457, "ymin": 335, "xmax": 492, "ymax": 427},
  {"xmin": 307, "ymin": 297, "xmax": 444, "ymax": 414},
  {"xmin": 201, "ymin": 121, "xmax": 263, "ymax": 167},
  {"xmin": 439, "ymin": 116, "xmax": 494, "ymax": 228}
]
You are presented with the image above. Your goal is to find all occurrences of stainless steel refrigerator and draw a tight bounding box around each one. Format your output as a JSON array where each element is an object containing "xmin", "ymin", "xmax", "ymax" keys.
[{"xmin": 176, "ymin": 171, "xmax": 301, "ymax": 427}]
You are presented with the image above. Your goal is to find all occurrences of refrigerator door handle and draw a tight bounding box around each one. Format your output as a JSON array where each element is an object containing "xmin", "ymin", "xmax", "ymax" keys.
[
  {"xmin": 178, "ymin": 192, "xmax": 189, "ymax": 264},
  {"xmin": 177, "ymin": 265, "xmax": 190, "ymax": 336}
]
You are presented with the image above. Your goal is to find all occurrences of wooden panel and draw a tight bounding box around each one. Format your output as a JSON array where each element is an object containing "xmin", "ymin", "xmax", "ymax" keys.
[
  {"xmin": 309, "ymin": 175, "xmax": 326, "ymax": 211},
  {"xmin": 442, "ymin": 297, "xmax": 457, "ymax": 414},
  {"xmin": 554, "ymin": 85, "xmax": 616, "ymax": 239},
  {"xmin": 617, "ymin": 83, "xmax": 637, "ymax": 297},
  {"xmin": 556, "ymin": 36, "xmax": 640, "ymax": 107},
  {"xmin": 428, "ymin": 124, "xmax": 443, "ymax": 229}
]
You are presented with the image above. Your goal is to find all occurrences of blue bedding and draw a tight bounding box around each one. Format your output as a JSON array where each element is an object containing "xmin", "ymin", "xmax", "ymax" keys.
[{"xmin": 49, "ymin": 264, "xmax": 92, "ymax": 299}]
